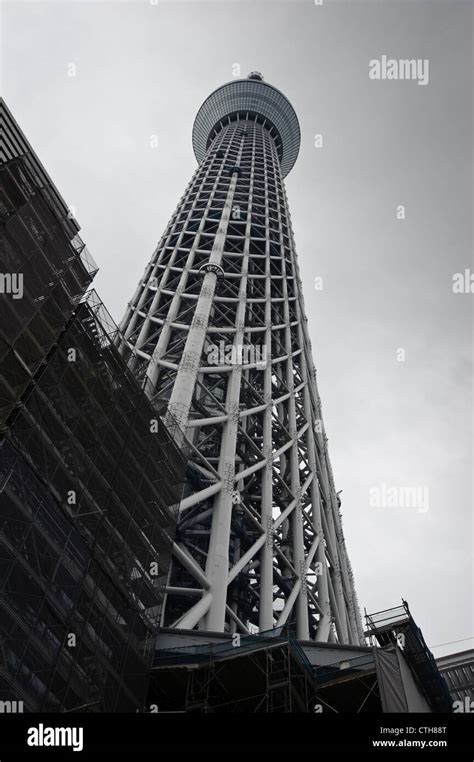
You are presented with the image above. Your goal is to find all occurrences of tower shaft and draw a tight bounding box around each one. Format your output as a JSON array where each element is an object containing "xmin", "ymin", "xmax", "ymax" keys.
[{"xmin": 120, "ymin": 79, "xmax": 363, "ymax": 644}]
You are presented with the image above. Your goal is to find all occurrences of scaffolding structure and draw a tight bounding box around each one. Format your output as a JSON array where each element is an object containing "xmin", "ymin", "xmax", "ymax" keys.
[
  {"xmin": 365, "ymin": 601, "xmax": 452, "ymax": 712},
  {"xmin": 0, "ymin": 99, "xmax": 187, "ymax": 711},
  {"xmin": 150, "ymin": 608, "xmax": 451, "ymax": 714},
  {"xmin": 0, "ymin": 100, "xmax": 97, "ymax": 430},
  {"xmin": 150, "ymin": 628, "xmax": 385, "ymax": 713},
  {"xmin": 150, "ymin": 629, "xmax": 318, "ymax": 712},
  {"xmin": 0, "ymin": 294, "xmax": 185, "ymax": 710}
]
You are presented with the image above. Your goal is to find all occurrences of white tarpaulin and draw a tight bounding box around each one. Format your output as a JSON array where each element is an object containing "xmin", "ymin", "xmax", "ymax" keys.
[{"xmin": 374, "ymin": 647, "xmax": 431, "ymax": 712}]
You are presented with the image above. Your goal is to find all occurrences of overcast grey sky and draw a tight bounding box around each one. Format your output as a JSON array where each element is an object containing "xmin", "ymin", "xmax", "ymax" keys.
[{"xmin": 2, "ymin": 0, "xmax": 472, "ymax": 658}]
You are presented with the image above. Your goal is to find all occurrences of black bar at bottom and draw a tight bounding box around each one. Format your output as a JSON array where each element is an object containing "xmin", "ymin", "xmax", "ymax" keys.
[{"xmin": 0, "ymin": 713, "xmax": 473, "ymax": 758}]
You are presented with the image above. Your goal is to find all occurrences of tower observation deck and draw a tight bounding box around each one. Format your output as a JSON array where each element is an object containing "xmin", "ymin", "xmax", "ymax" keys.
[{"xmin": 119, "ymin": 74, "xmax": 364, "ymax": 644}]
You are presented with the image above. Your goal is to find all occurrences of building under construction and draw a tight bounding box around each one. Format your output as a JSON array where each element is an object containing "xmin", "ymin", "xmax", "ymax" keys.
[
  {"xmin": 148, "ymin": 602, "xmax": 452, "ymax": 713},
  {"xmin": 0, "ymin": 100, "xmax": 186, "ymax": 711}
]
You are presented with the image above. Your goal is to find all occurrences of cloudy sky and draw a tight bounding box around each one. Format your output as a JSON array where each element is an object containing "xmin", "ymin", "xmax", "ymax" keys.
[{"xmin": 2, "ymin": 0, "xmax": 472, "ymax": 658}]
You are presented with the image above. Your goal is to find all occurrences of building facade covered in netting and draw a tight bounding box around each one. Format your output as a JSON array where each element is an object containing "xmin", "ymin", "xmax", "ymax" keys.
[{"xmin": 0, "ymin": 100, "xmax": 186, "ymax": 712}]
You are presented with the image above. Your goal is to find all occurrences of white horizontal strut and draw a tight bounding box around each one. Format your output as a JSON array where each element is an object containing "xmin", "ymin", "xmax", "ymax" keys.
[{"xmin": 120, "ymin": 76, "xmax": 364, "ymax": 644}]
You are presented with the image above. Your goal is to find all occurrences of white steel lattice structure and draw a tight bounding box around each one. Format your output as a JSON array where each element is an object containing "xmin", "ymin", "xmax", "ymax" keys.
[{"xmin": 119, "ymin": 73, "xmax": 364, "ymax": 644}]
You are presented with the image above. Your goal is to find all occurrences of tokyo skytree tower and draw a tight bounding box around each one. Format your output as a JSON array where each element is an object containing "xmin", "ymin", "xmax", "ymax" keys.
[{"xmin": 119, "ymin": 73, "xmax": 364, "ymax": 644}]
